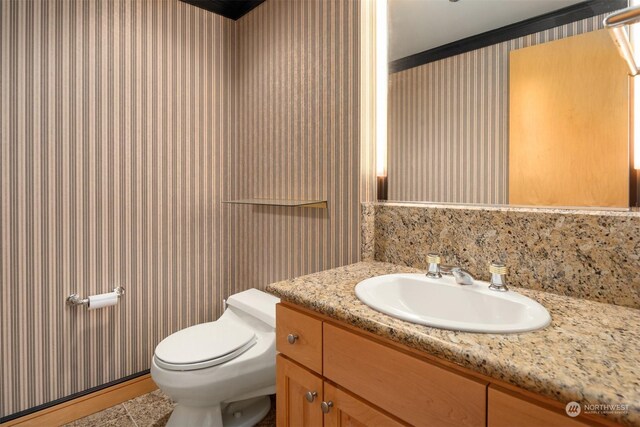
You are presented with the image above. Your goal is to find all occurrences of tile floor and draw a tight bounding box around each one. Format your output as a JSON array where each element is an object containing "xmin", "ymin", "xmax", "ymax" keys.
[{"xmin": 64, "ymin": 390, "xmax": 276, "ymax": 427}]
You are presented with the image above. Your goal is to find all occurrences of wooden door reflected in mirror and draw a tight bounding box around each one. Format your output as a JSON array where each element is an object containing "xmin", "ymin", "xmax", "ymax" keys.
[{"xmin": 509, "ymin": 29, "xmax": 630, "ymax": 208}]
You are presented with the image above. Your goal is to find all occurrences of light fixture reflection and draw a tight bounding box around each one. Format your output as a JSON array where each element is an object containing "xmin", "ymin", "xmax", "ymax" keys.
[{"xmin": 375, "ymin": 0, "xmax": 388, "ymax": 199}]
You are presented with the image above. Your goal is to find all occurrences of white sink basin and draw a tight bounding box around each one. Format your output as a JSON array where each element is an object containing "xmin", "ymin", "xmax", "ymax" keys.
[{"xmin": 355, "ymin": 274, "xmax": 551, "ymax": 333}]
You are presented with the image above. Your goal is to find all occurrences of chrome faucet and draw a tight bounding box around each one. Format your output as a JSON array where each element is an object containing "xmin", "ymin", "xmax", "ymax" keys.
[
  {"xmin": 488, "ymin": 262, "xmax": 509, "ymax": 292},
  {"xmin": 426, "ymin": 253, "xmax": 474, "ymax": 285},
  {"xmin": 442, "ymin": 266, "xmax": 475, "ymax": 285}
]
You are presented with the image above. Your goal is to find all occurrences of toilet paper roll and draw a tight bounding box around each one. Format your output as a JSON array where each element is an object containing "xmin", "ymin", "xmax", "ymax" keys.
[{"xmin": 88, "ymin": 292, "xmax": 119, "ymax": 310}]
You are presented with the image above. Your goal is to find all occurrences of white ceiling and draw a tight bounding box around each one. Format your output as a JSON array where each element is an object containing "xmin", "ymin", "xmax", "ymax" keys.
[{"xmin": 388, "ymin": 0, "xmax": 585, "ymax": 61}]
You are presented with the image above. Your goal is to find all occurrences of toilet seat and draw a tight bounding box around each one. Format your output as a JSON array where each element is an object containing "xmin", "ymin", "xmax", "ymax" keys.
[{"xmin": 154, "ymin": 316, "xmax": 257, "ymax": 371}]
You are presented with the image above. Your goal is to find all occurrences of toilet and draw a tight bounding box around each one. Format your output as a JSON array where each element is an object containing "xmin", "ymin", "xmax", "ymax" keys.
[{"xmin": 151, "ymin": 289, "xmax": 280, "ymax": 427}]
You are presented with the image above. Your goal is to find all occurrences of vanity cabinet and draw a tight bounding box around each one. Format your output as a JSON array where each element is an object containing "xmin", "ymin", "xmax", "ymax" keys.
[
  {"xmin": 276, "ymin": 303, "xmax": 483, "ymax": 427},
  {"xmin": 275, "ymin": 302, "xmax": 618, "ymax": 427}
]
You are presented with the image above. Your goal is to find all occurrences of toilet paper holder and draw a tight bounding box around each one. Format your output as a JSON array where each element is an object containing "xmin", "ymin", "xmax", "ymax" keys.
[{"xmin": 66, "ymin": 286, "xmax": 125, "ymax": 307}]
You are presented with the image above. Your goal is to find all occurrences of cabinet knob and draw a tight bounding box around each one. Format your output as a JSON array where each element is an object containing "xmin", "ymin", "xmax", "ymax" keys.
[
  {"xmin": 305, "ymin": 391, "xmax": 318, "ymax": 402},
  {"xmin": 287, "ymin": 333, "xmax": 299, "ymax": 344},
  {"xmin": 320, "ymin": 401, "xmax": 334, "ymax": 414}
]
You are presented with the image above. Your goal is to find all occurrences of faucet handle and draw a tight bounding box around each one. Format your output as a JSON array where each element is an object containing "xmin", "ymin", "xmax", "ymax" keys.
[
  {"xmin": 426, "ymin": 253, "xmax": 442, "ymax": 278},
  {"xmin": 488, "ymin": 262, "xmax": 508, "ymax": 292},
  {"xmin": 426, "ymin": 253, "xmax": 441, "ymax": 264},
  {"xmin": 489, "ymin": 262, "xmax": 507, "ymax": 275}
]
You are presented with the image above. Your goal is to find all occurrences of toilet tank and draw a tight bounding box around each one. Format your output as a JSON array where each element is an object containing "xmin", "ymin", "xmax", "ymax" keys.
[{"xmin": 226, "ymin": 289, "xmax": 280, "ymax": 328}]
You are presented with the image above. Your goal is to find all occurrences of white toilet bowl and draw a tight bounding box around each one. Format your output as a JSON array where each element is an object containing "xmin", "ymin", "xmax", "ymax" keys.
[{"xmin": 151, "ymin": 289, "xmax": 280, "ymax": 427}]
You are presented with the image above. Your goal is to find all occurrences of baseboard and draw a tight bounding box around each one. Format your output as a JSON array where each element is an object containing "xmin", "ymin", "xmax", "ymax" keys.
[{"xmin": 0, "ymin": 374, "xmax": 158, "ymax": 427}]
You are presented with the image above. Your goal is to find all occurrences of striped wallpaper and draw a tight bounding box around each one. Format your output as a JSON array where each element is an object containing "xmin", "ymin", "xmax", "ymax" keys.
[
  {"xmin": 0, "ymin": 0, "xmax": 371, "ymax": 417},
  {"xmin": 0, "ymin": 0, "xmax": 234, "ymax": 417},
  {"xmin": 388, "ymin": 13, "xmax": 613, "ymax": 204},
  {"xmin": 225, "ymin": 0, "xmax": 366, "ymax": 291}
]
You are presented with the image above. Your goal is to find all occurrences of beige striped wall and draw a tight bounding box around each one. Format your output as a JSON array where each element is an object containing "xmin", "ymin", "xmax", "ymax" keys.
[
  {"xmin": 226, "ymin": 0, "xmax": 368, "ymax": 291},
  {"xmin": 388, "ymin": 13, "xmax": 612, "ymax": 204},
  {"xmin": 0, "ymin": 0, "xmax": 371, "ymax": 417}
]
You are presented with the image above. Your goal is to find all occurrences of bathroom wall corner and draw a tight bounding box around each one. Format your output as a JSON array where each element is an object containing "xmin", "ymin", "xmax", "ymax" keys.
[{"xmin": 361, "ymin": 203, "xmax": 377, "ymax": 261}]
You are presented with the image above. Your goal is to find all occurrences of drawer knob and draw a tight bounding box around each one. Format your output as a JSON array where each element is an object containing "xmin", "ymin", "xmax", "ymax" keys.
[
  {"xmin": 287, "ymin": 333, "xmax": 299, "ymax": 344},
  {"xmin": 305, "ymin": 391, "xmax": 318, "ymax": 402},
  {"xmin": 321, "ymin": 401, "xmax": 334, "ymax": 414}
]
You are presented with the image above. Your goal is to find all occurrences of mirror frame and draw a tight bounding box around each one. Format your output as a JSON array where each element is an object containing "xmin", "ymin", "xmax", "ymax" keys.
[{"xmin": 389, "ymin": 0, "xmax": 626, "ymax": 73}]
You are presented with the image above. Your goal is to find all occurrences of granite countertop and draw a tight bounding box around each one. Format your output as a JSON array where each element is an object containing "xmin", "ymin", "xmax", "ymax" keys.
[{"xmin": 266, "ymin": 261, "xmax": 640, "ymax": 426}]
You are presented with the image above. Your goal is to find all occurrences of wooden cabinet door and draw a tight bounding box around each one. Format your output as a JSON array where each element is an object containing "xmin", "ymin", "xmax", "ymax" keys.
[
  {"xmin": 323, "ymin": 382, "xmax": 406, "ymax": 427},
  {"xmin": 276, "ymin": 354, "xmax": 323, "ymax": 427},
  {"xmin": 488, "ymin": 386, "xmax": 592, "ymax": 427}
]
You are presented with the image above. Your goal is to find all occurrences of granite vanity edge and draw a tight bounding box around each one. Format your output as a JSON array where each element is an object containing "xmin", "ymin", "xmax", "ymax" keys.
[{"xmin": 362, "ymin": 201, "xmax": 640, "ymax": 217}]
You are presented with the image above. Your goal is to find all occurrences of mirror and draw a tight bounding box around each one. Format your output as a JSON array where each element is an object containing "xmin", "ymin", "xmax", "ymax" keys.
[{"xmin": 386, "ymin": 0, "xmax": 632, "ymax": 208}]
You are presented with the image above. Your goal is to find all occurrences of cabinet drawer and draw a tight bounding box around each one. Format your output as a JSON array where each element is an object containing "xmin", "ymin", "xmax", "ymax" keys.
[
  {"xmin": 323, "ymin": 324, "xmax": 487, "ymax": 427},
  {"xmin": 276, "ymin": 304, "xmax": 323, "ymax": 373},
  {"xmin": 488, "ymin": 386, "xmax": 591, "ymax": 427}
]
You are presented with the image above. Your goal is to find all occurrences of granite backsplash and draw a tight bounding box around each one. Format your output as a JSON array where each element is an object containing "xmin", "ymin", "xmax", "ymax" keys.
[{"xmin": 362, "ymin": 202, "xmax": 640, "ymax": 309}]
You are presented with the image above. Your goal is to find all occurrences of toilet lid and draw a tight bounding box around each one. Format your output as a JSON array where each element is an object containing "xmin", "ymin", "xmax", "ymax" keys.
[{"xmin": 154, "ymin": 316, "xmax": 256, "ymax": 371}]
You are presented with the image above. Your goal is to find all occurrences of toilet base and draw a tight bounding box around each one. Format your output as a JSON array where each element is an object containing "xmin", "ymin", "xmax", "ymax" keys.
[
  {"xmin": 166, "ymin": 395, "xmax": 271, "ymax": 427},
  {"xmin": 222, "ymin": 395, "xmax": 271, "ymax": 427}
]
